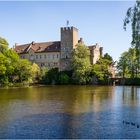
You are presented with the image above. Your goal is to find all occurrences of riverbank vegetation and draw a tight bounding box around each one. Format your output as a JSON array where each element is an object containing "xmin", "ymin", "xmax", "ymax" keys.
[
  {"xmin": 0, "ymin": 37, "xmax": 40, "ymax": 87},
  {"xmin": 0, "ymin": 37, "xmax": 114, "ymax": 86}
]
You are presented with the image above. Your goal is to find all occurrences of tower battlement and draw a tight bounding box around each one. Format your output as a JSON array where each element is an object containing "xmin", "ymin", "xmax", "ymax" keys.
[{"xmin": 61, "ymin": 26, "xmax": 78, "ymax": 32}]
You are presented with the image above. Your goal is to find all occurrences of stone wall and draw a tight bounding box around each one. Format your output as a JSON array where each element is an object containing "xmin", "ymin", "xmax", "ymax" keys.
[{"xmin": 60, "ymin": 26, "xmax": 78, "ymax": 70}]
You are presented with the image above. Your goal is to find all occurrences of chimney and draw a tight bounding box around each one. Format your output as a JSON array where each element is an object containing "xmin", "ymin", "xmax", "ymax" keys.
[
  {"xmin": 32, "ymin": 41, "xmax": 35, "ymax": 45},
  {"xmin": 100, "ymin": 47, "xmax": 103, "ymax": 56},
  {"xmin": 15, "ymin": 43, "xmax": 18, "ymax": 47},
  {"xmin": 78, "ymin": 37, "xmax": 84, "ymax": 44}
]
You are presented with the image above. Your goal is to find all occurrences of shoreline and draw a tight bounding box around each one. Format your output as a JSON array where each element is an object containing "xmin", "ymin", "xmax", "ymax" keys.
[{"xmin": 1, "ymin": 83, "xmax": 140, "ymax": 89}]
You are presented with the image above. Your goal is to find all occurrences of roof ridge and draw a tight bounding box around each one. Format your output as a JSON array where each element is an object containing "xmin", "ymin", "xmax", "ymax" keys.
[{"xmin": 35, "ymin": 41, "xmax": 60, "ymax": 44}]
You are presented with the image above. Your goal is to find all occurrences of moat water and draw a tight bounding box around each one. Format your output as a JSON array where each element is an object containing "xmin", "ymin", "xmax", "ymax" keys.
[{"xmin": 0, "ymin": 85, "xmax": 140, "ymax": 139}]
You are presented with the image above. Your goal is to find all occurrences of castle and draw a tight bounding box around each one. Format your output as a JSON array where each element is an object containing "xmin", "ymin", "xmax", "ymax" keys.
[{"xmin": 14, "ymin": 26, "xmax": 103, "ymax": 70}]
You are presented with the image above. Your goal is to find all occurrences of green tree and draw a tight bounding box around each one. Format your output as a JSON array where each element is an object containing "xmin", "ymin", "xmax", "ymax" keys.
[
  {"xmin": 0, "ymin": 36, "xmax": 41, "ymax": 86},
  {"xmin": 4, "ymin": 49, "xmax": 20, "ymax": 82},
  {"xmin": 15, "ymin": 59, "xmax": 32, "ymax": 83},
  {"xmin": 124, "ymin": 0, "xmax": 140, "ymax": 69},
  {"xmin": 117, "ymin": 51, "xmax": 129, "ymax": 78},
  {"xmin": 39, "ymin": 67, "xmax": 49, "ymax": 83},
  {"xmin": 4, "ymin": 48, "xmax": 19, "ymax": 61},
  {"xmin": 117, "ymin": 48, "xmax": 137, "ymax": 78},
  {"xmin": 0, "ymin": 53, "xmax": 8, "ymax": 84},
  {"xmin": 71, "ymin": 44, "xmax": 91, "ymax": 84},
  {"xmin": 91, "ymin": 57, "xmax": 112, "ymax": 83},
  {"xmin": 103, "ymin": 53, "xmax": 113, "ymax": 62},
  {"xmin": 44, "ymin": 68, "xmax": 59, "ymax": 84},
  {"xmin": 0, "ymin": 37, "xmax": 9, "ymax": 53},
  {"xmin": 31, "ymin": 63, "xmax": 40, "ymax": 83},
  {"xmin": 128, "ymin": 48, "xmax": 137, "ymax": 78},
  {"xmin": 58, "ymin": 72, "xmax": 70, "ymax": 84}
]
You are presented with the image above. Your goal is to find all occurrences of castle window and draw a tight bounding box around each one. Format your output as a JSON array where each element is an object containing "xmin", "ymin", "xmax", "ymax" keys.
[
  {"xmin": 36, "ymin": 55, "xmax": 38, "ymax": 59},
  {"xmin": 48, "ymin": 54, "xmax": 50, "ymax": 59},
  {"xmin": 49, "ymin": 54, "xmax": 52, "ymax": 59},
  {"xmin": 66, "ymin": 42, "xmax": 68, "ymax": 46},
  {"xmin": 62, "ymin": 54, "xmax": 65, "ymax": 58},
  {"xmin": 53, "ymin": 62, "xmax": 58, "ymax": 66},
  {"xmin": 44, "ymin": 54, "xmax": 46, "ymax": 59},
  {"xmin": 57, "ymin": 54, "xmax": 59, "ymax": 58},
  {"xmin": 53, "ymin": 54, "xmax": 55, "ymax": 59},
  {"xmin": 30, "ymin": 55, "xmax": 34, "ymax": 60},
  {"xmin": 40, "ymin": 55, "xmax": 42, "ymax": 59},
  {"xmin": 41, "ymin": 63, "xmax": 44, "ymax": 67},
  {"xmin": 66, "ymin": 47, "xmax": 68, "ymax": 51}
]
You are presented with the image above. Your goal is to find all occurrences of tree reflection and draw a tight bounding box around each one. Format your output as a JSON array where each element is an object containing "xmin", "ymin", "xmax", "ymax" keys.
[{"xmin": 122, "ymin": 86, "xmax": 140, "ymax": 105}]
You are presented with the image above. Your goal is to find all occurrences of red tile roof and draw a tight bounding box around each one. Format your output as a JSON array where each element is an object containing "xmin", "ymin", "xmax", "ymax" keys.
[{"xmin": 14, "ymin": 41, "xmax": 61, "ymax": 54}]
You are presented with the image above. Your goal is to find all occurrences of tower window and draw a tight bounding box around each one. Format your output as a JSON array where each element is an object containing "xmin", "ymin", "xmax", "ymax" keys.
[{"xmin": 57, "ymin": 54, "xmax": 59, "ymax": 58}]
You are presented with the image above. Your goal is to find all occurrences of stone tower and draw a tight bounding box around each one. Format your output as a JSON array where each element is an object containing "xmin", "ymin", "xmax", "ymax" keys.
[{"xmin": 60, "ymin": 26, "xmax": 78, "ymax": 70}]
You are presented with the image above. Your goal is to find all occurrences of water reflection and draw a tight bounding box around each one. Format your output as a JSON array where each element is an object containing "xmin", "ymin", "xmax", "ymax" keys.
[
  {"xmin": 0, "ymin": 86, "xmax": 140, "ymax": 138},
  {"xmin": 122, "ymin": 86, "xmax": 140, "ymax": 105}
]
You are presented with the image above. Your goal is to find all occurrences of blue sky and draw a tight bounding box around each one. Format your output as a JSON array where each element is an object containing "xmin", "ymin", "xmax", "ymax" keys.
[{"xmin": 0, "ymin": 1, "xmax": 135, "ymax": 61}]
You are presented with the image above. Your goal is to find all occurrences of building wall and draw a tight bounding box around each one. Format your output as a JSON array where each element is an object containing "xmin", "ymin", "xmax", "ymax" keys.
[
  {"xmin": 19, "ymin": 51, "xmax": 60, "ymax": 69},
  {"xmin": 35, "ymin": 52, "xmax": 60, "ymax": 68},
  {"xmin": 19, "ymin": 45, "xmax": 102, "ymax": 70}
]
